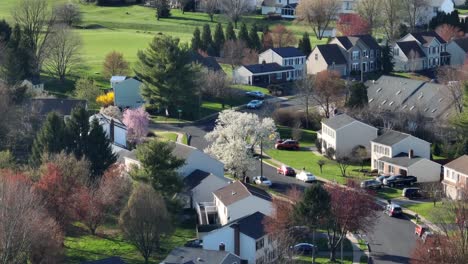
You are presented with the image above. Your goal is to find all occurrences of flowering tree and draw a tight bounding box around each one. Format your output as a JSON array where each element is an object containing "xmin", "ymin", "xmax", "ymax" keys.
[
  {"xmin": 96, "ymin": 92, "xmax": 114, "ymax": 107},
  {"xmin": 336, "ymin": 14, "xmax": 370, "ymax": 36},
  {"xmin": 205, "ymin": 110, "xmax": 278, "ymax": 179},
  {"xmin": 122, "ymin": 107, "xmax": 150, "ymax": 144}
]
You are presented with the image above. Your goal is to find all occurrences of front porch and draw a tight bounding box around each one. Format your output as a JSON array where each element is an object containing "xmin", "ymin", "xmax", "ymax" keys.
[{"xmin": 195, "ymin": 202, "xmax": 218, "ymax": 226}]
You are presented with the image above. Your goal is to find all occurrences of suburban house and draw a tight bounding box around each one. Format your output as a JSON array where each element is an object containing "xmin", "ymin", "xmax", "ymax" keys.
[
  {"xmin": 30, "ymin": 98, "xmax": 87, "ymax": 120},
  {"xmin": 189, "ymin": 51, "xmax": 224, "ymax": 72},
  {"xmin": 340, "ymin": 0, "xmax": 358, "ymax": 14},
  {"xmin": 307, "ymin": 34, "xmax": 380, "ymax": 77},
  {"xmin": 393, "ymin": 31, "xmax": 449, "ymax": 71},
  {"xmin": 161, "ymin": 247, "xmax": 241, "ymax": 264},
  {"xmin": 258, "ymin": 47, "xmax": 306, "ymax": 80},
  {"xmin": 90, "ymin": 113, "xmax": 127, "ymax": 148},
  {"xmin": 111, "ymin": 76, "xmax": 145, "ymax": 109},
  {"xmin": 447, "ymin": 37, "xmax": 468, "ymax": 66},
  {"xmin": 183, "ymin": 169, "xmax": 230, "ymax": 209},
  {"xmin": 366, "ymin": 75, "xmax": 458, "ymax": 121},
  {"xmin": 317, "ymin": 114, "xmax": 378, "ymax": 158},
  {"xmin": 416, "ymin": 0, "xmax": 456, "ymax": 25},
  {"xmin": 123, "ymin": 142, "xmax": 224, "ymax": 177},
  {"xmin": 371, "ymin": 130, "xmax": 440, "ymax": 182},
  {"xmin": 233, "ymin": 63, "xmax": 294, "ymax": 87},
  {"xmin": 261, "ymin": 0, "xmax": 298, "ymax": 19},
  {"xmin": 443, "ymin": 155, "xmax": 468, "ymax": 200},
  {"xmin": 202, "ymin": 212, "xmax": 277, "ymax": 264},
  {"xmin": 21, "ymin": 79, "xmax": 44, "ymax": 93}
]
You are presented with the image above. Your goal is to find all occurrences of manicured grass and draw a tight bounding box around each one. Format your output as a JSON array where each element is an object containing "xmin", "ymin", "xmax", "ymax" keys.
[
  {"xmin": 357, "ymin": 239, "xmax": 368, "ymax": 252},
  {"xmin": 277, "ymin": 126, "xmax": 317, "ymax": 147},
  {"xmin": 404, "ymin": 201, "xmax": 441, "ymax": 222},
  {"xmin": 265, "ymin": 149, "xmax": 372, "ymax": 184},
  {"xmin": 295, "ymin": 256, "xmax": 354, "ymax": 264},
  {"xmin": 181, "ymin": 134, "xmax": 189, "ymax": 145},
  {"xmin": 150, "ymin": 115, "xmax": 190, "ymax": 124},
  {"xmin": 153, "ymin": 131, "xmax": 179, "ymax": 142},
  {"xmin": 232, "ymin": 84, "xmax": 270, "ymax": 95},
  {"xmin": 376, "ymin": 187, "xmax": 403, "ymax": 200},
  {"xmin": 360, "ymin": 255, "xmax": 369, "ymax": 264}
]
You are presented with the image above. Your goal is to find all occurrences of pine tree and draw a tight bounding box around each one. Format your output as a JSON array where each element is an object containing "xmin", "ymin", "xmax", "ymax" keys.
[
  {"xmin": 249, "ymin": 24, "xmax": 261, "ymax": 51},
  {"xmin": 298, "ymin": 32, "xmax": 312, "ymax": 56},
  {"xmin": 213, "ymin": 23, "xmax": 225, "ymax": 56},
  {"xmin": 1, "ymin": 24, "xmax": 33, "ymax": 86},
  {"xmin": 0, "ymin": 19, "xmax": 11, "ymax": 42},
  {"xmin": 346, "ymin": 83, "xmax": 368, "ymax": 108},
  {"xmin": 85, "ymin": 119, "xmax": 117, "ymax": 181},
  {"xmin": 30, "ymin": 112, "xmax": 67, "ymax": 167},
  {"xmin": 135, "ymin": 35, "xmax": 200, "ymax": 119},
  {"xmin": 65, "ymin": 107, "xmax": 90, "ymax": 159},
  {"xmin": 191, "ymin": 27, "xmax": 201, "ymax": 51},
  {"xmin": 201, "ymin": 24, "xmax": 213, "ymax": 52},
  {"xmin": 238, "ymin": 23, "xmax": 250, "ymax": 46},
  {"xmin": 155, "ymin": 0, "xmax": 171, "ymax": 20},
  {"xmin": 225, "ymin": 22, "xmax": 237, "ymax": 41},
  {"xmin": 381, "ymin": 44, "xmax": 394, "ymax": 74}
]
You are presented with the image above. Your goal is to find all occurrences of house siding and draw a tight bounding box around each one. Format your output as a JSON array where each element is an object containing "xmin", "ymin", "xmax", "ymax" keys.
[
  {"xmin": 380, "ymin": 159, "xmax": 441, "ymax": 182},
  {"xmin": 233, "ymin": 66, "xmax": 252, "ymax": 85},
  {"xmin": 447, "ymin": 41, "xmax": 467, "ymax": 66},
  {"xmin": 335, "ymin": 122, "xmax": 378, "ymax": 158},
  {"xmin": 190, "ymin": 175, "xmax": 229, "ymax": 208},
  {"xmin": 179, "ymin": 150, "xmax": 224, "ymax": 177},
  {"xmin": 259, "ymin": 49, "xmax": 306, "ymax": 80},
  {"xmin": 443, "ymin": 167, "xmax": 468, "ymax": 200},
  {"xmin": 223, "ymin": 196, "xmax": 273, "ymax": 225},
  {"xmin": 306, "ymin": 48, "xmax": 347, "ymax": 76},
  {"xmin": 393, "ymin": 137, "xmax": 431, "ymax": 160},
  {"xmin": 113, "ymin": 78, "xmax": 145, "ymax": 108}
]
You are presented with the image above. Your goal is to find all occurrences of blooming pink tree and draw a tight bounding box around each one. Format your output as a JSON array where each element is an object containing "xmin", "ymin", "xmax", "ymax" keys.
[{"xmin": 122, "ymin": 107, "xmax": 150, "ymax": 144}]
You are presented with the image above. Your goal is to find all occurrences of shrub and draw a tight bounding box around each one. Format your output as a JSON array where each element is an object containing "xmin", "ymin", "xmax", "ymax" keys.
[
  {"xmin": 315, "ymin": 138, "xmax": 322, "ymax": 153},
  {"xmin": 326, "ymin": 147, "xmax": 335, "ymax": 159}
]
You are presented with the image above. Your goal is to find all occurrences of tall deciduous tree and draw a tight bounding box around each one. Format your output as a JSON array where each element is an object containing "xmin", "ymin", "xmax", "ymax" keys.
[
  {"xmin": 53, "ymin": 2, "xmax": 82, "ymax": 26},
  {"xmin": 222, "ymin": 39, "xmax": 246, "ymax": 68},
  {"xmin": 295, "ymin": 0, "xmax": 341, "ymax": 40},
  {"xmin": 122, "ymin": 107, "xmax": 150, "ymax": 144},
  {"xmin": 213, "ymin": 23, "xmax": 225, "ymax": 56},
  {"xmin": 30, "ymin": 112, "xmax": 66, "ymax": 167},
  {"xmin": 298, "ymin": 32, "xmax": 312, "ymax": 56},
  {"xmin": 403, "ymin": 0, "xmax": 429, "ymax": 32},
  {"xmin": 74, "ymin": 77, "xmax": 102, "ymax": 109},
  {"xmin": 102, "ymin": 51, "xmax": 130, "ymax": 79},
  {"xmin": 201, "ymin": 0, "xmax": 218, "ymax": 22},
  {"xmin": 219, "ymin": 0, "xmax": 252, "ymax": 28},
  {"xmin": 435, "ymin": 23, "xmax": 464, "ymax": 42},
  {"xmin": 312, "ymin": 70, "xmax": 346, "ymax": 118},
  {"xmin": 336, "ymin": 14, "xmax": 370, "ymax": 36},
  {"xmin": 44, "ymin": 25, "xmax": 82, "ymax": 83},
  {"xmin": 268, "ymin": 25, "xmax": 296, "ymax": 48},
  {"xmin": 200, "ymin": 70, "xmax": 232, "ymax": 108},
  {"xmin": 382, "ymin": 0, "xmax": 404, "ymax": 41},
  {"xmin": 130, "ymin": 140, "xmax": 185, "ymax": 198},
  {"xmin": 225, "ymin": 22, "xmax": 237, "ymax": 41},
  {"xmin": 135, "ymin": 35, "xmax": 200, "ymax": 119},
  {"xmin": 120, "ymin": 184, "xmax": 173, "ymax": 264},
  {"xmin": 356, "ymin": 0, "xmax": 381, "ymax": 34},
  {"xmin": 296, "ymin": 76, "xmax": 314, "ymax": 128}
]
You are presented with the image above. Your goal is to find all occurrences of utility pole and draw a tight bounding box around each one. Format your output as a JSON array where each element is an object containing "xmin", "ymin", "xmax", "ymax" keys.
[{"xmin": 260, "ymin": 140, "xmax": 263, "ymax": 176}]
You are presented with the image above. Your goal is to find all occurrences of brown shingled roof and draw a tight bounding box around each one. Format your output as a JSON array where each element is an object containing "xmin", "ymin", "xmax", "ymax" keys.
[
  {"xmin": 444, "ymin": 155, "xmax": 468, "ymax": 175},
  {"xmin": 213, "ymin": 181, "xmax": 271, "ymax": 206}
]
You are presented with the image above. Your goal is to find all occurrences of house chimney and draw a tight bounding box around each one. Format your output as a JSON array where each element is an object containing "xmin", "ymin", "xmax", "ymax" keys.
[
  {"xmin": 232, "ymin": 223, "xmax": 240, "ymax": 256},
  {"xmin": 110, "ymin": 118, "xmax": 115, "ymax": 143},
  {"xmin": 409, "ymin": 149, "xmax": 414, "ymax": 159},
  {"xmin": 219, "ymin": 243, "xmax": 225, "ymax": 251}
]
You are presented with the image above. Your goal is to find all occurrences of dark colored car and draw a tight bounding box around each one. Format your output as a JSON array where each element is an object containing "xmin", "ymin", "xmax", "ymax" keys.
[
  {"xmin": 403, "ymin": 187, "xmax": 423, "ymax": 199},
  {"xmin": 277, "ymin": 165, "xmax": 296, "ymax": 176},
  {"xmin": 184, "ymin": 239, "xmax": 203, "ymax": 248},
  {"xmin": 293, "ymin": 243, "xmax": 317, "ymax": 255},
  {"xmin": 376, "ymin": 175, "xmax": 391, "ymax": 183},
  {"xmin": 275, "ymin": 139, "xmax": 299, "ymax": 150},
  {"xmin": 360, "ymin": 179, "xmax": 382, "ymax": 189},
  {"xmin": 383, "ymin": 175, "xmax": 417, "ymax": 187}
]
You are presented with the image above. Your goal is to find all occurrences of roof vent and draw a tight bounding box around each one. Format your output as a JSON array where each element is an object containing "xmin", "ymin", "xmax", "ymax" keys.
[
  {"xmin": 431, "ymin": 109, "xmax": 437, "ymax": 113},
  {"xmin": 197, "ymin": 257, "xmax": 204, "ymax": 262},
  {"xmin": 418, "ymin": 93, "xmax": 423, "ymax": 100},
  {"xmin": 396, "ymin": 90, "xmax": 402, "ymax": 95},
  {"xmin": 389, "ymin": 101, "xmax": 394, "ymax": 106},
  {"xmin": 381, "ymin": 100, "xmax": 387, "ymax": 105},
  {"xmin": 377, "ymin": 88, "xmax": 383, "ymax": 93},
  {"xmin": 232, "ymin": 191, "xmax": 237, "ymax": 196},
  {"xmin": 438, "ymin": 98, "xmax": 444, "ymax": 102},
  {"xmin": 369, "ymin": 98, "xmax": 374, "ymax": 103},
  {"xmin": 410, "ymin": 106, "xmax": 415, "ymax": 110},
  {"xmin": 372, "ymin": 80, "xmax": 376, "ymax": 84}
]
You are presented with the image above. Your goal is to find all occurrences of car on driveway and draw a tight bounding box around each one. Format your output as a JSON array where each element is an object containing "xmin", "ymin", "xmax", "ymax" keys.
[
  {"xmin": 384, "ymin": 203, "xmax": 403, "ymax": 217},
  {"xmin": 293, "ymin": 243, "xmax": 317, "ymax": 255},
  {"xmin": 360, "ymin": 179, "xmax": 382, "ymax": 189},
  {"xmin": 245, "ymin": 91, "xmax": 265, "ymax": 99},
  {"xmin": 277, "ymin": 165, "xmax": 296, "ymax": 176},
  {"xmin": 296, "ymin": 171, "xmax": 316, "ymax": 183},
  {"xmin": 253, "ymin": 176, "xmax": 272, "ymax": 187},
  {"xmin": 402, "ymin": 187, "xmax": 423, "ymax": 199},
  {"xmin": 275, "ymin": 139, "xmax": 299, "ymax": 150},
  {"xmin": 383, "ymin": 175, "xmax": 417, "ymax": 187},
  {"xmin": 376, "ymin": 175, "xmax": 391, "ymax": 184},
  {"xmin": 246, "ymin": 100, "xmax": 263, "ymax": 109}
]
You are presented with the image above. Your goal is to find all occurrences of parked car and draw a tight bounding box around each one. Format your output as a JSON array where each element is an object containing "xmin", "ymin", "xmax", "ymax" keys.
[
  {"xmin": 293, "ymin": 243, "xmax": 317, "ymax": 255},
  {"xmin": 384, "ymin": 203, "xmax": 403, "ymax": 217},
  {"xmin": 246, "ymin": 100, "xmax": 263, "ymax": 109},
  {"xmin": 245, "ymin": 91, "xmax": 265, "ymax": 99},
  {"xmin": 277, "ymin": 165, "xmax": 296, "ymax": 176},
  {"xmin": 376, "ymin": 175, "xmax": 391, "ymax": 183},
  {"xmin": 253, "ymin": 176, "xmax": 272, "ymax": 187},
  {"xmin": 296, "ymin": 171, "xmax": 316, "ymax": 183},
  {"xmin": 383, "ymin": 175, "xmax": 417, "ymax": 187},
  {"xmin": 184, "ymin": 239, "xmax": 203, "ymax": 248},
  {"xmin": 360, "ymin": 179, "xmax": 382, "ymax": 189},
  {"xmin": 275, "ymin": 139, "xmax": 299, "ymax": 150},
  {"xmin": 402, "ymin": 187, "xmax": 423, "ymax": 199}
]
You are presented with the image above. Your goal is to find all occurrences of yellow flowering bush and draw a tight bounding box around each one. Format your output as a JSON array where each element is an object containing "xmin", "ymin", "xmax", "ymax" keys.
[{"xmin": 96, "ymin": 92, "xmax": 114, "ymax": 106}]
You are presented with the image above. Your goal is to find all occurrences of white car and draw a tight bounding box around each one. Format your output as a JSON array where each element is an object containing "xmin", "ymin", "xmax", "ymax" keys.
[
  {"xmin": 246, "ymin": 100, "xmax": 263, "ymax": 109},
  {"xmin": 245, "ymin": 91, "xmax": 265, "ymax": 99},
  {"xmin": 253, "ymin": 176, "xmax": 272, "ymax": 187},
  {"xmin": 296, "ymin": 171, "xmax": 316, "ymax": 183}
]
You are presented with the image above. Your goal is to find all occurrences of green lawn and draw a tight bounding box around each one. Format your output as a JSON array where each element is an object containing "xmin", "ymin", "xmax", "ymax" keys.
[
  {"xmin": 404, "ymin": 201, "xmax": 441, "ymax": 222},
  {"xmin": 295, "ymin": 256, "xmax": 354, "ymax": 264},
  {"xmin": 277, "ymin": 126, "xmax": 317, "ymax": 147},
  {"xmin": 376, "ymin": 187, "xmax": 403, "ymax": 200},
  {"xmin": 153, "ymin": 131, "xmax": 179, "ymax": 142}
]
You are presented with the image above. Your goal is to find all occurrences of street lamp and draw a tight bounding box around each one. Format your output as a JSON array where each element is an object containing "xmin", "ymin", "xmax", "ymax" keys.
[{"xmin": 361, "ymin": 55, "xmax": 369, "ymax": 82}]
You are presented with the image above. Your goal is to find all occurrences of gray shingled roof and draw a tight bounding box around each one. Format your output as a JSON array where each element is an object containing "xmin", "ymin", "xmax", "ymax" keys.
[
  {"xmin": 244, "ymin": 63, "xmax": 294, "ymax": 74},
  {"xmin": 452, "ymin": 37, "xmax": 468, "ymax": 52},
  {"xmin": 184, "ymin": 170, "xmax": 214, "ymax": 190},
  {"xmin": 444, "ymin": 155, "xmax": 468, "ymax": 174},
  {"xmin": 372, "ymin": 130, "xmax": 410, "ymax": 146},
  {"xmin": 322, "ymin": 114, "xmax": 357, "ymax": 130},
  {"xmin": 230, "ymin": 212, "xmax": 267, "ymax": 239},
  {"xmin": 396, "ymin": 41, "xmax": 426, "ymax": 58},
  {"xmin": 271, "ymin": 47, "xmax": 305, "ymax": 58},
  {"xmin": 378, "ymin": 152, "xmax": 424, "ymax": 168},
  {"xmin": 30, "ymin": 98, "xmax": 87, "ymax": 116},
  {"xmin": 162, "ymin": 247, "xmax": 241, "ymax": 264},
  {"xmin": 172, "ymin": 143, "xmax": 196, "ymax": 160},
  {"xmin": 315, "ymin": 44, "xmax": 347, "ymax": 65},
  {"xmin": 214, "ymin": 181, "xmax": 271, "ymax": 206},
  {"xmin": 410, "ymin": 31, "xmax": 446, "ymax": 45}
]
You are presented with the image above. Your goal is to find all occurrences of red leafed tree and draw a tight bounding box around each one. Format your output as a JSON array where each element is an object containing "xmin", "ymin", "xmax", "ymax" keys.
[
  {"xmin": 122, "ymin": 107, "xmax": 150, "ymax": 144},
  {"xmin": 324, "ymin": 183, "xmax": 379, "ymax": 261},
  {"xmin": 435, "ymin": 24, "xmax": 464, "ymax": 42},
  {"xmin": 336, "ymin": 14, "xmax": 370, "ymax": 36}
]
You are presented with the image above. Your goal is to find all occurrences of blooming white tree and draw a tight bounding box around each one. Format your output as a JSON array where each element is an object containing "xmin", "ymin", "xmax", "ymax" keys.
[{"xmin": 205, "ymin": 110, "xmax": 278, "ymax": 179}]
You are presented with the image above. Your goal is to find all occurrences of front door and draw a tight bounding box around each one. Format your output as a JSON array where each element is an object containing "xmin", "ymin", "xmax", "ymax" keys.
[{"xmin": 362, "ymin": 62, "xmax": 367, "ymax": 72}]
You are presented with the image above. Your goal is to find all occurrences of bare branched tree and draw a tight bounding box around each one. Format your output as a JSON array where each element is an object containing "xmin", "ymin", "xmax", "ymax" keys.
[
  {"xmin": 200, "ymin": 0, "xmax": 218, "ymax": 22},
  {"xmin": 267, "ymin": 25, "xmax": 297, "ymax": 48},
  {"xmin": 382, "ymin": 0, "xmax": 404, "ymax": 41},
  {"xmin": 403, "ymin": 0, "xmax": 429, "ymax": 32},
  {"xmin": 223, "ymin": 39, "xmax": 246, "ymax": 68},
  {"xmin": 312, "ymin": 70, "xmax": 346, "ymax": 118},
  {"xmin": 102, "ymin": 51, "xmax": 130, "ymax": 79},
  {"xmin": 53, "ymin": 2, "xmax": 82, "ymax": 26},
  {"xmin": 296, "ymin": 75, "xmax": 314, "ymax": 128},
  {"xmin": 219, "ymin": 0, "xmax": 252, "ymax": 29},
  {"xmin": 356, "ymin": 0, "xmax": 381, "ymax": 34},
  {"xmin": 44, "ymin": 25, "xmax": 82, "ymax": 83},
  {"xmin": 436, "ymin": 66, "xmax": 466, "ymax": 114},
  {"xmin": 295, "ymin": 0, "xmax": 341, "ymax": 40},
  {"xmin": 200, "ymin": 70, "xmax": 232, "ymax": 108}
]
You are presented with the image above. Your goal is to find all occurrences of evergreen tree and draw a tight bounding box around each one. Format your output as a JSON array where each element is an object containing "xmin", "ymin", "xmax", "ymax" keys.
[
  {"xmin": 135, "ymin": 35, "xmax": 200, "ymax": 119},
  {"xmin": 249, "ymin": 24, "xmax": 261, "ymax": 51},
  {"xmin": 213, "ymin": 23, "xmax": 225, "ymax": 56},
  {"xmin": 238, "ymin": 23, "xmax": 250, "ymax": 46},
  {"xmin": 66, "ymin": 107, "xmax": 90, "ymax": 159},
  {"xmin": 1, "ymin": 24, "xmax": 33, "ymax": 86},
  {"xmin": 155, "ymin": 0, "xmax": 171, "ymax": 20},
  {"xmin": 0, "ymin": 19, "xmax": 11, "ymax": 42},
  {"xmin": 201, "ymin": 24, "xmax": 213, "ymax": 52},
  {"xmin": 381, "ymin": 44, "xmax": 394, "ymax": 74},
  {"xmin": 86, "ymin": 119, "xmax": 117, "ymax": 181},
  {"xmin": 225, "ymin": 22, "xmax": 237, "ymax": 41},
  {"xmin": 30, "ymin": 112, "xmax": 67, "ymax": 167},
  {"xmin": 298, "ymin": 32, "xmax": 312, "ymax": 56},
  {"xmin": 191, "ymin": 27, "xmax": 201, "ymax": 51},
  {"xmin": 346, "ymin": 83, "xmax": 368, "ymax": 108}
]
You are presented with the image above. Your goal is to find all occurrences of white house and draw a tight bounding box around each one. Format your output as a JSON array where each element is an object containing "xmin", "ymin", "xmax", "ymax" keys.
[
  {"xmin": 258, "ymin": 47, "xmax": 306, "ymax": 80},
  {"xmin": 183, "ymin": 169, "xmax": 230, "ymax": 209},
  {"xmin": 162, "ymin": 247, "xmax": 241, "ymax": 264},
  {"xmin": 202, "ymin": 212, "xmax": 278, "ymax": 264},
  {"xmin": 443, "ymin": 155, "xmax": 468, "ymax": 200},
  {"xmin": 371, "ymin": 130, "xmax": 431, "ymax": 171},
  {"xmin": 447, "ymin": 37, "xmax": 468, "ymax": 66},
  {"xmin": 90, "ymin": 113, "xmax": 127, "ymax": 148},
  {"xmin": 233, "ymin": 63, "xmax": 294, "ymax": 87},
  {"xmin": 261, "ymin": 0, "xmax": 298, "ymax": 18},
  {"xmin": 416, "ymin": 0, "xmax": 456, "ymax": 25},
  {"xmin": 317, "ymin": 114, "xmax": 378, "ymax": 158},
  {"xmin": 377, "ymin": 152, "xmax": 441, "ymax": 183},
  {"xmin": 112, "ymin": 77, "xmax": 145, "ymax": 109}
]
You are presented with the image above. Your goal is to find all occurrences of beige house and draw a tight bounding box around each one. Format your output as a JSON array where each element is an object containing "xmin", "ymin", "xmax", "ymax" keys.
[
  {"xmin": 443, "ymin": 155, "xmax": 468, "ymax": 200},
  {"xmin": 447, "ymin": 37, "xmax": 468, "ymax": 66},
  {"xmin": 307, "ymin": 44, "xmax": 348, "ymax": 76}
]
